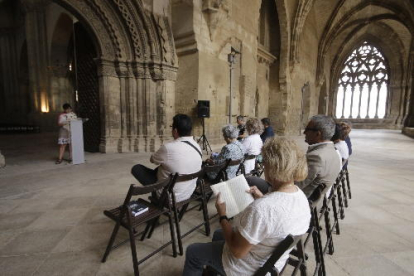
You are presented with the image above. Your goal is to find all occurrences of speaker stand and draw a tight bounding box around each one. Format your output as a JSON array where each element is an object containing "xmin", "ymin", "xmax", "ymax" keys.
[{"xmin": 197, "ymin": 117, "xmax": 212, "ymax": 155}]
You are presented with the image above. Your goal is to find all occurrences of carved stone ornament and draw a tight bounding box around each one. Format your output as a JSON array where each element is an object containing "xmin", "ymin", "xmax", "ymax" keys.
[
  {"xmin": 257, "ymin": 44, "xmax": 277, "ymax": 66},
  {"xmin": 96, "ymin": 59, "xmax": 117, "ymax": 77},
  {"xmin": 202, "ymin": 0, "xmax": 230, "ymax": 41}
]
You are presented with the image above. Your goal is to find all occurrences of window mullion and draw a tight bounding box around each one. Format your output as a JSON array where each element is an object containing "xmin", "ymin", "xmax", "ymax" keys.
[{"xmin": 366, "ymin": 83, "xmax": 372, "ymax": 119}]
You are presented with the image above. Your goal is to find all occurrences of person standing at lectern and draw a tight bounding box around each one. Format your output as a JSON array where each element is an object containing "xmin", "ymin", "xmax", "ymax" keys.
[{"xmin": 56, "ymin": 103, "xmax": 77, "ymax": 164}]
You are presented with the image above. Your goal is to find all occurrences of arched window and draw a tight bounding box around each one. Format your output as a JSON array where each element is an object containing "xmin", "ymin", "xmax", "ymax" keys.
[{"xmin": 335, "ymin": 41, "xmax": 389, "ymax": 119}]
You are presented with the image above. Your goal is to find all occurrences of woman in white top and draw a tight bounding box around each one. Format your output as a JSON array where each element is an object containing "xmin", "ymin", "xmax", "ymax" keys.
[
  {"xmin": 332, "ymin": 123, "xmax": 349, "ymax": 161},
  {"xmin": 242, "ymin": 118, "xmax": 263, "ymax": 174},
  {"xmin": 183, "ymin": 137, "xmax": 311, "ymax": 276},
  {"xmin": 56, "ymin": 103, "xmax": 77, "ymax": 164}
]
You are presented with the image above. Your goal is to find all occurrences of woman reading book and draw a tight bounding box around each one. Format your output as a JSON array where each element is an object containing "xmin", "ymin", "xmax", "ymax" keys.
[{"xmin": 182, "ymin": 137, "xmax": 311, "ymax": 276}]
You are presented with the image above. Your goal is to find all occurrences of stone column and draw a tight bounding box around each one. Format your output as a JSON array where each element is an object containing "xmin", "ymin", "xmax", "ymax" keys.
[
  {"xmin": 0, "ymin": 151, "xmax": 5, "ymax": 168},
  {"xmin": 96, "ymin": 58, "xmax": 122, "ymax": 153},
  {"xmin": 20, "ymin": 0, "xmax": 50, "ymax": 124},
  {"xmin": 0, "ymin": 30, "xmax": 20, "ymax": 124}
]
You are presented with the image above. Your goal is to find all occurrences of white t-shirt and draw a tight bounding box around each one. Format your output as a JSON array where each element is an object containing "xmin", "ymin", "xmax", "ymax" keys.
[
  {"xmin": 150, "ymin": 136, "xmax": 202, "ymax": 202},
  {"xmin": 241, "ymin": 134, "xmax": 263, "ymax": 174},
  {"xmin": 222, "ymin": 188, "xmax": 311, "ymax": 275},
  {"xmin": 334, "ymin": 140, "xmax": 349, "ymax": 160}
]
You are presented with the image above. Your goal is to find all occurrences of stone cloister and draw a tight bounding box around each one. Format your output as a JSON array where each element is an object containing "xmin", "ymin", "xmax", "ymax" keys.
[
  {"xmin": 0, "ymin": 1, "xmax": 414, "ymax": 275},
  {"xmin": 0, "ymin": 0, "xmax": 412, "ymax": 161}
]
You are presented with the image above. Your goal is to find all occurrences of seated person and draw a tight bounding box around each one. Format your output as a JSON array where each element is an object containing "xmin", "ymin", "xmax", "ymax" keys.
[
  {"xmin": 331, "ymin": 123, "xmax": 349, "ymax": 161},
  {"xmin": 241, "ymin": 118, "xmax": 264, "ymax": 174},
  {"xmin": 205, "ymin": 124, "xmax": 246, "ymax": 181},
  {"xmin": 340, "ymin": 121, "xmax": 352, "ymax": 170},
  {"xmin": 182, "ymin": 137, "xmax": 311, "ymax": 276},
  {"xmin": 236, "ymin": 115, "xmax": 246, "ymax": 141},
  {"xmin": 131, "ymin": 114, "xmax": 202, "ymax": 202},
  {"xmin": 260, "ymin": 117, "xmax": 275, "ymax": 143},
  {"xmin": 247, "ymin": 115, "xmax": 341, "ymax": 198}
]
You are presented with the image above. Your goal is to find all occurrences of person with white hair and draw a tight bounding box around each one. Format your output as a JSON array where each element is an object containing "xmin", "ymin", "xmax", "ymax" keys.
[
  {"xmin": 182, "ymin": 137, "xmax": 311, "ymax": 276},
  {"xmin": 205, "ymin": 124, "xmax": 246, "ymax": 181},
  {"xmin": 247, "ymin": 115, "xmax": 341, "ymax": 198}
]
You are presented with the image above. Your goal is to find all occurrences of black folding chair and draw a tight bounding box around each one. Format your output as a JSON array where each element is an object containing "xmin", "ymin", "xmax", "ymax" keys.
[
  {"xmin": 101, "ymin": 175, "xmax": 177, "ymax": 276},
  {"xmin": 305, "ymin": 185, "xmax": 331, "ymax": 276},
  {"xmin": 171, "ymin": 170, "xmax": 210, "ymax": 256},
  {"xmin": 255, "ymin": 234, "xmax": 307, "ymax": 276},
  {"xmin": 241, "ymin": 154, "xmax": 259, "ymax": 176}
]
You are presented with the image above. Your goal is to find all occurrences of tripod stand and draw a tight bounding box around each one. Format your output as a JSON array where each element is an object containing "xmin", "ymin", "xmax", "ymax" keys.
[{"xmin": 197, "ymin": 117, "xmax": 212, "ymax": 155}]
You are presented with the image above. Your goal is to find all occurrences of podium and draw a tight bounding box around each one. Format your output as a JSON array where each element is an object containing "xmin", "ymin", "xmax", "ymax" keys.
[{"xmin": 70, "ymin": 119, "xmax": 85, "ymax": 165}]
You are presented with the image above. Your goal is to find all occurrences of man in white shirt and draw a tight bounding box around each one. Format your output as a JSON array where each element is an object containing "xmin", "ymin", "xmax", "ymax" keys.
[{"xmin": 131, "ymin": 114, "xmax": 203, "ymax": 202}]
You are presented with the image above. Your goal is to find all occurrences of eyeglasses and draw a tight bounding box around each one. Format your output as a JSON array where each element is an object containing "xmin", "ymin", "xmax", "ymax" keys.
[{"xmin": 304, "ymin": 127, "xmax": 319, "ymax": 132}]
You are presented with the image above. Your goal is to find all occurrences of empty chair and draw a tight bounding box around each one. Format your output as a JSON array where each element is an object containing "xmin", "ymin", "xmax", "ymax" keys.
[{"xmin": 101, "ymin": 175, "xmax": 177, "ymax": 276}]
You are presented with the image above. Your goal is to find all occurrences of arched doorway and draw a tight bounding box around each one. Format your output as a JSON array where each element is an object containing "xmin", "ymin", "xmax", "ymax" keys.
[
  {"xmin": 49, "ymin": 8, "xmax": 101, "ymax": 152},
  {"xmin": 71, "ymin": 22, "xmax": 100, "ymax": 152}
]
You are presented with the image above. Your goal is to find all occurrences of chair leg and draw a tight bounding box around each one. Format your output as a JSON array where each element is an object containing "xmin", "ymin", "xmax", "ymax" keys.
[
  {"xmin": 101, "ymin": 220, "xmax": 122, "ymax": 263},
  {"xmin": 323, "ymin": 199, "xmax": 334, "ymax": 255},
  {"xmin": 336, "ymin": 182, "xmax": 345, "ymax": 220},
  {"xmin": 331, "ymin": 194, "xmax": 340, "ymax": 235},
  {"xmin": 345, "ymin": 170, "xmax": 352, "ymax": 199},
  {"xmin": 172, "ymin": 206, "xmax": 184, "ymax": 256},
  {"xmin": 312, "ymin": 208, "xmax": 326, "ymax": 276},
  {"xmin": 126, "ymin": 215, "xmax": 140, "ymax": 276},
  {"xmin": 167, "ymin": 213, "xmax": 178, "ymax": 258},
  {"xmin": 140, "ymin": 220, "xmax": 153, "ymax": 241},
  {"xmin": 147, "ymin": 216, "xmax": 160, "ymax": 239},
  {"xmin": 178, "ymin": 203, "xmax": 189, "ymax": 221},
  {"xmin": 200, "ymin": 195, "xmax": 211, "ymax": 236},
  {"xmin": 341, "ymin": 176, "xmax": 348, "ymax": 208}
]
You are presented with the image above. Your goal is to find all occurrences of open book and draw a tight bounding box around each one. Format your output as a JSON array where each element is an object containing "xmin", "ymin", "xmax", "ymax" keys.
[{"xmin": 211, "ymin": 174, "xmax": 254, "ymax": 218}]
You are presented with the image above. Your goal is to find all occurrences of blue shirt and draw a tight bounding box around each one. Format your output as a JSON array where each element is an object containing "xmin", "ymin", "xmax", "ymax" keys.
[{"xmin": 260, "ymin": 126, "xmax": 275, "ymax": 143}]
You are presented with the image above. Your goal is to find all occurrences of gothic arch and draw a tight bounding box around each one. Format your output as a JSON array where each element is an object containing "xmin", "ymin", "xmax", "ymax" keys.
[
  {"xmin": 22, "ymin": 0, "xmax": 179, "ymax": 152},
  {"xmin": 329, "ymin": 33, "xmax": 407, "ymax": 127},
  {"xmin": 316, "ymin": 0, "xmax": 414, "ymax": 84}
]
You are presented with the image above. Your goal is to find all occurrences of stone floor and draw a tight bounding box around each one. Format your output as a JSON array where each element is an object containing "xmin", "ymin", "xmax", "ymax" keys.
[{"xmin": 0, "ymin": 129, "xmax": 413, "ymax": 276}]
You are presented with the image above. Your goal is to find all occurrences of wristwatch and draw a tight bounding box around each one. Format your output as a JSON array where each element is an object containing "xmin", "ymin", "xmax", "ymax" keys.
[{"xmin": 219, "ymin": 215, "xmax": 229, "ymax": 223}]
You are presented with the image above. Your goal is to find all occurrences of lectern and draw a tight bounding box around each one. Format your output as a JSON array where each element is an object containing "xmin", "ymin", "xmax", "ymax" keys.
[{"xmin": 70, "ymin": 119, "xmax": 85, "ymax": 165}]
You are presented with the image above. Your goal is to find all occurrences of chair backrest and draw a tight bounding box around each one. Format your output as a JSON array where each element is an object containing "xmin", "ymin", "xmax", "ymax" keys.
[
  {"xmin": 254, "ymin": 234, "xmax": 303, "ymax": 276},
  {"xmin": 124, "ymin": 174, "xmax": 177, "ymax": 205},
  {"xmin": 308, "ymin": 183, "xmax": 330, "ymax": 208},
  {"xmin": 203, "ymin": 159, "xmax": 231, "ymax": 182},
  {"xmin": 226, "ymin": 158, "xmax": 244, "ymax": 178},
  {"xmin": 240, "ymin": 154, "xmax": 257, "ymax": 175},
  {"xmin": 168, "ymin": 169, "xmax": 205, "ymax": 202}
]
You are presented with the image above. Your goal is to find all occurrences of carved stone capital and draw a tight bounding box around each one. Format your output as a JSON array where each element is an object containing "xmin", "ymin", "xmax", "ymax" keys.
[
  {"xmin": 257, "ymin": 45, "xmax": 277, "ymax": 66},
  {"xmin": 96, "ymin": 58, "xmax": 117, "ymax": 77},
  {"xmin": 115, "ymin": 60, "xmax": 134, "ymax": 78},
  {"xmin": 202, "ymin": 0, "xmax": 230, "ymax": 41}
]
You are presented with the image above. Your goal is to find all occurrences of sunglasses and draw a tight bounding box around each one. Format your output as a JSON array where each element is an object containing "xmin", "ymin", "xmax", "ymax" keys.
[{"xmin": 304, "ymin": 127, "xmax": 319, "ymax": 132}]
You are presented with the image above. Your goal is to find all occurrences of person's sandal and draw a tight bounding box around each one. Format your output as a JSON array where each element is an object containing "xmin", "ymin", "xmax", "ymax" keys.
[{"xmin": 55, "ymin": 159, "xmax": 62, "ymax": 164}]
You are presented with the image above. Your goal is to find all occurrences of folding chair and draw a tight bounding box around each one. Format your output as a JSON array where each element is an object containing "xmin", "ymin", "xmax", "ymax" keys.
[
  {"xmin": 170, "ymin": 170, "xmax": 210, "ymax": 256},
  {"xmin": 101, "ymin": 175, "xmax": 178, "ymax": 276},
  {"xmin": 202, "ymin": 158, "xmax": 243, "ymax": 203},
  {"xmin": 335, "ymin": 173, "xmax": 346, "ymax": 220},
  {"xmin": 320, "ymin": 184, "xmax": 339, "ymax": 256},
  {"xmin": 255, "ymin": 234, "xmax": 307, "ymax": 276},
  {"xmin": 306, "ymin": 185, "xmax": 331, "ymax": 276},
  {"xmin": 340, "ymin": 170, "xmax": 349, "ymax": 208},
  {"xmin": 203, "ymin": 159, "xmax": 231, "ymax": 185},
  {"xmin": 241, "ymin": 154, "xmax": 259, "ymax": 176},
  {"xmin": 226, "ymin": 158, "xmax": 244, "ymax": 179}
]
